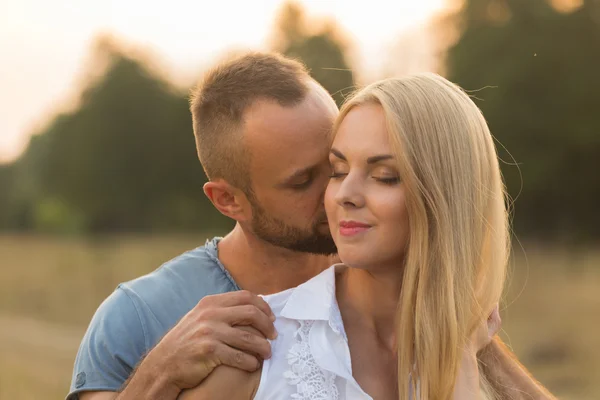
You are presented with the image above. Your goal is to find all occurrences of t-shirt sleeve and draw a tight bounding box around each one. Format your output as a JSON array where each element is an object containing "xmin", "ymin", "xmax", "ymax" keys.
[{"xmin": 66, "ymin": 285, "xmax": 148, "ymax": 400}]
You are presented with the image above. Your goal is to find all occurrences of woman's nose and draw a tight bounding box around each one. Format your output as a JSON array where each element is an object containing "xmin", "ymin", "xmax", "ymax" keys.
[{"xmin": 334, "ymin": 174, "xmax": 365, "ymax": 208}]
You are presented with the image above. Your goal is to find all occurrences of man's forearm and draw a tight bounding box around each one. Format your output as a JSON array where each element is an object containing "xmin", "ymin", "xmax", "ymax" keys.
[
  {"xmin": 116, "ymin": 356, "xmax": 181, "ymax": 400},
  {"xmin": 479, "ymin": 336, "xmax": 557, "ymax": 400}
]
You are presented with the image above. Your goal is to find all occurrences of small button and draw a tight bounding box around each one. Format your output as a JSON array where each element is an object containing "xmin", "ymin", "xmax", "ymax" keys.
[{"xmin": 75, "ymin": 372, "xmax": 86, "ymax": 388}]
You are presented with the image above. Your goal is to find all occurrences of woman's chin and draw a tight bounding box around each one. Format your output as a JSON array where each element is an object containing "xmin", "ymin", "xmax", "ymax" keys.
[
  {"xmin": 336, "ymin": 248, "xmax": 371, "ymax": 270},
  {"xmin": 337, "ymin": 245, "xmax": 405, "ymax": 273}
]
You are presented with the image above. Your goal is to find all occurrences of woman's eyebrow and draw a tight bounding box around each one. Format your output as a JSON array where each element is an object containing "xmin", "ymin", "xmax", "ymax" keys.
[
  {"xmin": 366, "ymin": 154, "xmax": 393, "ymax": 164},
  {"xmin": 331, "ymin": 148, "xmax": 393, "ymax": 164},
  {"xmin": 330, "ymin": 148, "xmax": 346, "ymax": 160}
]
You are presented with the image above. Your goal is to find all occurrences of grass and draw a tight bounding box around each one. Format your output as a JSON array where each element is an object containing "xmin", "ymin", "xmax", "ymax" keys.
[
  {"xmin": 499, "ymin": 244, "xmax": 600, "ymax": 399},
  {"xmin": 0, "ymin": 234, "xmax": 598, "ymax": 399}
]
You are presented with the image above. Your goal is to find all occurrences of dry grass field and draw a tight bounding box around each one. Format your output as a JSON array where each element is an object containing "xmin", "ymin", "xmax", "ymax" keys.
[{"xmin": 1, "ymin": 234, "xmax": 599, "ymax": 399}]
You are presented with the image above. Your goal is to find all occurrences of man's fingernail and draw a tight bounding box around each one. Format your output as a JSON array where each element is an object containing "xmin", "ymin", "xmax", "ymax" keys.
[
  {"xmin": 270, "ymin": 314, "xmax": 276, "ymax": 321},
  {"xmin": 271, "ymin": 330, "xmax": 278, "ymax": 340}
]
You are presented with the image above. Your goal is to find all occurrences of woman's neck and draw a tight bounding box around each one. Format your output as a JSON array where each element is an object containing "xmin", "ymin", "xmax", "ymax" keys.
[{"xmin": 336, "ymin": 265, "xmax": 403, "ymax": 351}]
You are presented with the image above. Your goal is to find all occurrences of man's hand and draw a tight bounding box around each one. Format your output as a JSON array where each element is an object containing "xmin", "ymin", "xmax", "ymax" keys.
[
  {"xmin": 80, "ymin": 290, "xmax": 278, "ymax": 400},
  {"xmin": 148, "ymin": 290, "xmax": 276, "ymax": 391},
  {"xmin": 470, "ymin": 303, "xmax": 501, "ymax": 355}
]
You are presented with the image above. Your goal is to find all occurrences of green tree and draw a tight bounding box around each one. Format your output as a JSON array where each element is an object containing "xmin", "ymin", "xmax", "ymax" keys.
[
  {"xmin": 271, "ymin": 1, "xmax": 355, "ymax": 106},
  {"xmin": 0, "ymin": 163, "xmax": 17, "ymax": 229},
  {"xmin": 446, "ymin": 0, "xmax": 600, "ymax": 241},
  {"xmin": 26, "ymin": 38, "xmax": 230, "ymax": 233},
  {"xmin": 0, "ymin": 133, "xmax": 52, "ymax": 231}
]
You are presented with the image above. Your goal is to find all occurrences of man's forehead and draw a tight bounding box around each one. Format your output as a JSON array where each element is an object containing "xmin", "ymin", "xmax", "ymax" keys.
[
  {"xmin": 244, "ymin": 100, "xmax": 334, "ymax": 145},
  {"xmin": 251, "ymin": 143, "xmax": 329, "ymax": 178},
  {"xmin": 246, "ymin": 129, "xmax": 330, "ymax": 185},
  {"xmin": 241, "ymin": 84, "xmax": 336, "ymax": 184}
]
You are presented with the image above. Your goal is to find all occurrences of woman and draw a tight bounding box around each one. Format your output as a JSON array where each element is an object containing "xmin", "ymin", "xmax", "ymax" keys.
[{"xmin": 180, "ymin": 73, "xmax": 530, "ymax": 399}]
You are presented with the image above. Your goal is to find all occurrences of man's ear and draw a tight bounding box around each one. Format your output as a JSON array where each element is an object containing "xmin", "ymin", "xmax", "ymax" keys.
[{"xmin": 203, "ymin": 180, "xmax": 251, "ymax": 222}]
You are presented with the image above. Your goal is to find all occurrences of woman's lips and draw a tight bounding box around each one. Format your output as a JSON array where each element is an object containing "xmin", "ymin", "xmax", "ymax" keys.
[{"xmin": 339, "ymin": 220, "xmax": 371, "ymax": 236}]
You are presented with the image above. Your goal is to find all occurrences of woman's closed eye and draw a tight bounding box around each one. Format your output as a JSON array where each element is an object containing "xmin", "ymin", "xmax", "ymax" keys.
[
  {"xmin": 328, "ymin": 162, "xmax": 348, "ymax": 179},
  {"xmin": 371, "ymin": 166, "xmax": 400, "ymax": 185},
  {"xmin": 329, "ymin": 171, "xmax": 400, "ymax": 185},
  {"xmin": 329, "ymin": 171, "xmax": 347, "ymax": 179},
  {"xmin": 374, "ymin": 176, "xmax": 400, "ymax": 185}
]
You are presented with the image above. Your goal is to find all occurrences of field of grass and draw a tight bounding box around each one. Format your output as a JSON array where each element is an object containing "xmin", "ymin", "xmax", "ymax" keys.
[{"xmin": 1, "ymin": 234, "xmax": 599, "ymax": 399}]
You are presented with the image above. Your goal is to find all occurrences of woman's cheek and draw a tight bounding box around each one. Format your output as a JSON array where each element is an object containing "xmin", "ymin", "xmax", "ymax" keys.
[
  {"xmin": 324, "ymin": 183, "xmax": 339, "ymax": 232},
  {"xmin": 324, "ymin": 182, "xmax": 337, "ymax": 213}
]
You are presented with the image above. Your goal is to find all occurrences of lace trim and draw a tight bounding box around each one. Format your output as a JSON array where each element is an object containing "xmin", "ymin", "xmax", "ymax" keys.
[{"xmin": 284, "ymin": 320, "xmax": 340, "ymax": 400}]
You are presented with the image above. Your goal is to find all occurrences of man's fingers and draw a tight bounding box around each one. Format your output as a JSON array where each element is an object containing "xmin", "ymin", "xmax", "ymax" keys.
[
  {"xmin": 216, "ymin": 343, "xmax": 262, "ymax": 372},
  {"xmin": 224, "ymin": 305, "xmax": 277, "ymax": 340},
  {"xmin": 248, "ymin": 293, "xmax": 275, "ymax": 321},
  {"xmin": 222, "ymin": 325, "xmax": 272, "ymax": 360},
  {"xmin": 198, "ymin": 290, "xmax": 274, "ymax": 320}
]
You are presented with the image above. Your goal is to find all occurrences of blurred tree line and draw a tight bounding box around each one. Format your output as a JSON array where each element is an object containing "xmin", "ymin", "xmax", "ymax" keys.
[
  {"xmin": 0, "ymin": 0, "xmax": 598, "ymax": 242},
  {"xmin": 0, "ymin": 2, "xmax": 354, "ymax": 234},
  {"xmin": 446, "ymin": 0, "xmax": 600, "ymax": 241}
]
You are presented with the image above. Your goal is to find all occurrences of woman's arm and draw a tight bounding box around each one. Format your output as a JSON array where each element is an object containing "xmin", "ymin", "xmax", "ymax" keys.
[
  {"xmin": 453, "ymin": 353, "xmax": 482, "ymax": 399},
  {"xmin": 178, "ymin": 365, "xmax": 260, "ymax": 400},
  {"xmin": 178, "ymin": 325, "xmax": 264, "ymax": 400},
  {"xmin": 453, "ymin": 304, "xmax": 501, "ymax": 399},
  {"xmin": 479, "ymin": 337, "xmax": 557, "ymax": 400}
]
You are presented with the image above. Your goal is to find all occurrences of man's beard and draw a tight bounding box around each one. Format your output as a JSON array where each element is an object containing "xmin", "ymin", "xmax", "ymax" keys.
[{"xmin": 249, "ymin": 199, "xmax": 337, "ymax": 255}]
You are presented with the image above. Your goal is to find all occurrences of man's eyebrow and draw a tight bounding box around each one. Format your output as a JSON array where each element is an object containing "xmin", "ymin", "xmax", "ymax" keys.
[
  {"xmin": 331, "ymin": 148, "xmax": 394, "ymax": 164},
  {"xmin": 276, "ymin": 165, "xmax": 318, "ymax": 188}
]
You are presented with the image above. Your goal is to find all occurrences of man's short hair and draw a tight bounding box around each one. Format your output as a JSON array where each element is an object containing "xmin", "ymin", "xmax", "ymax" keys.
[{"xmin": 189, "ymin": 52, "xmax": 311, "ymax": 191}]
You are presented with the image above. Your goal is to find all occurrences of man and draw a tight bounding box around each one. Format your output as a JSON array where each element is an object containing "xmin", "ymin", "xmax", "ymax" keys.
[
  {"xmin": 68, "ymin": 52, "xmax": 554, "ymax": 400},
  {"xmin": 68, "ymin": 52, "xmax": 338, "ymax": 400}
]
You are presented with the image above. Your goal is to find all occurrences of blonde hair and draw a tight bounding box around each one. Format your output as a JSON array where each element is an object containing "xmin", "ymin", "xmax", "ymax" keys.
[{"xmin": 335, "ymin": 74, "xmax": 509, "ymax": 400}]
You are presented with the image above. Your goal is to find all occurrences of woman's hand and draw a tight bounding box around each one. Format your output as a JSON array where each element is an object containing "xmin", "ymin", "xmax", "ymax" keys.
[
  {"xmin": 469, "ymin": 304, "xmax": 502, "ymax": 355},
  {"xmin": 453, "ymin": 304, "xmax": 502, "ymax": 399}
]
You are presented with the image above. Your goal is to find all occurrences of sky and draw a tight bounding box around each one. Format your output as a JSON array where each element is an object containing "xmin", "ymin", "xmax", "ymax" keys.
[{"xmin": 0, "ymin": 0, "xmax": 448, "ymax": 163}]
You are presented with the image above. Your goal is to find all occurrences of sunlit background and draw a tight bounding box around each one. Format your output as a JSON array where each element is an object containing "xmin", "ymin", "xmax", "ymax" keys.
[
  {"xmin": 1, "ymin": 0, "xmax": 599, "ymax": 399},
  {"xmin": 0, "ymin": 0, "xmax": 449, "ymax": 162}
]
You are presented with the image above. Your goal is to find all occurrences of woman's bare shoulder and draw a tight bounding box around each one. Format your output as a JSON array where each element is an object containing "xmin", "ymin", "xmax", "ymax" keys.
[{"xmin": 178, "ymin": 365, "xmax": 261, "ymax": 400}]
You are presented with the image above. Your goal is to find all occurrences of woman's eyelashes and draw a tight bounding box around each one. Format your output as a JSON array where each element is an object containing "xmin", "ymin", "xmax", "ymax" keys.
[
  {"xmin": 375, "ymin": 176, "xmax": 400, "ymax": 185},
  {"xmin": 329, "ymin": 171, "xmax": 347, "ymax": 179},
  {"xmin": 328, "ymin": 169, "xmax": 400, "ymax": 185},
  {"xmin": 328, "ymin": 161, "xmax": 348, "ymax": 179}
]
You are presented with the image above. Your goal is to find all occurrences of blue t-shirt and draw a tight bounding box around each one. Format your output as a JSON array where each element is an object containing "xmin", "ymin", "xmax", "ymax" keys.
[{"xmin": 67, "ymin": 237, "xmax": 239, "ymax": 399}]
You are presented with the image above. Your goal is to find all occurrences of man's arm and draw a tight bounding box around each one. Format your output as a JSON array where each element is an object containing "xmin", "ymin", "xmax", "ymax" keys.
[
  {"xmin": 79, "ymin": 367, "xmax": 180, "ymax": 400},
  {"xmin": 70, "ymin": 290, "xmax": 276, "ymax": 400},
  {"xmin": 479, "ymin": 337, "xmax": 557, "ymax": 400},
  {"xmin": 78, "ymin": 355, "xmax": 181, "ymax": 400}
]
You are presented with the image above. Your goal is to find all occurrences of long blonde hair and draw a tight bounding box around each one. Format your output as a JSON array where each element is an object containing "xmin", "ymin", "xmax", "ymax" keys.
[{"xmin": 335, "ymin": 74, "xmax": 509, "ymax": 400}]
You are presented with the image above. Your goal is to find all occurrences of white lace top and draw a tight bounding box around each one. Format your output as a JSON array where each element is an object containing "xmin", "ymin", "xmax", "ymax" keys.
[{"xmin": 253, "ymin": 265, "xmax": 372, "ymax": 400}]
